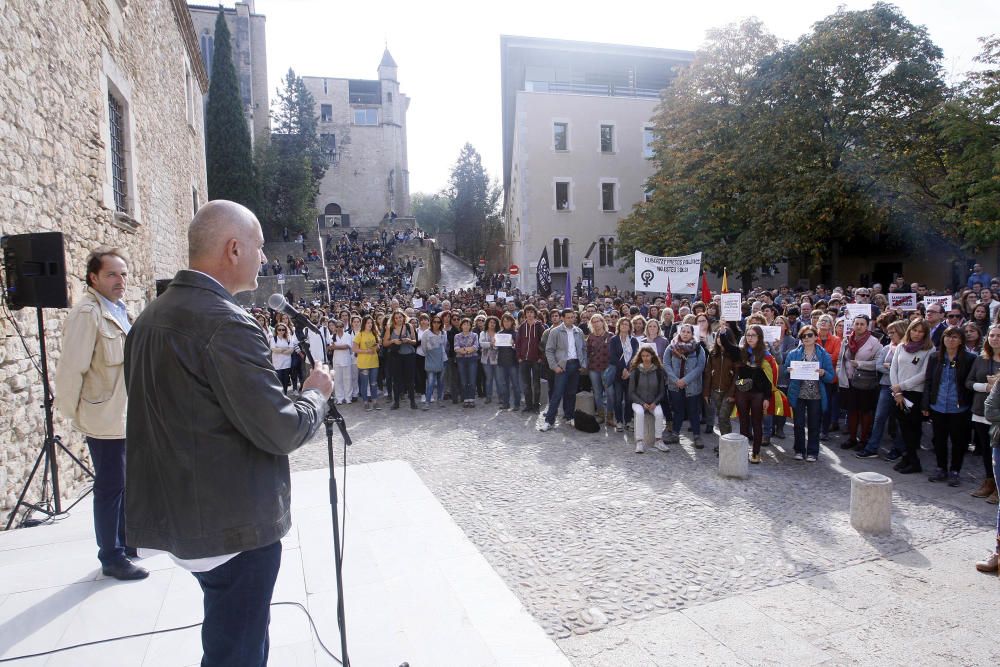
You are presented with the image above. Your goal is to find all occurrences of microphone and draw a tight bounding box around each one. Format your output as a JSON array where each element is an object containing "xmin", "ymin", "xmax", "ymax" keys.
[{"xmin": 268, "ymin": 293, "xmax": 321, "ymax": 335}]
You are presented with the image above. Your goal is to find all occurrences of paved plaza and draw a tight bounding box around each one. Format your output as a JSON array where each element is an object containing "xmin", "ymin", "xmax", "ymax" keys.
[{"xmin": 291, "ymin": 403, "xmax": 1000, "ymax": 665}]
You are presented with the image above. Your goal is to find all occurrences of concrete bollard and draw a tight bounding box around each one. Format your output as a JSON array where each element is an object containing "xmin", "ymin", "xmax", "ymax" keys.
[
  {"xmin": 850, "ymin": 472, "xmax": 892, "ymax": 534},
  {"xmin": 576, "ymin": 391, "xmax": 595, "ymax": 415},
  {"xmin": 718, "ymin": 433, "xmax": 749, "ymax": 479},
  {"xmin": 539, "ymin": 379, "xmax": 549, "ymax": 407},
  {"xmin": 643, "ymin": 412, "xmax": 656, "ymax": 446}
]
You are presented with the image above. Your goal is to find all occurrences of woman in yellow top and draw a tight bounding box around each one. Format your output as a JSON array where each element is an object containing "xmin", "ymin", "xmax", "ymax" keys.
[{"xmin": 353, "ymin": 316, "xmax": 381, "ymax": 411}]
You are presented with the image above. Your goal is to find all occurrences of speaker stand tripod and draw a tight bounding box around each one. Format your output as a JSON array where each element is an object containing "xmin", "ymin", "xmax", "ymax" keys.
[{"xmin": 4, "ymin": 306, "xmax": 94, "ymax": 530}]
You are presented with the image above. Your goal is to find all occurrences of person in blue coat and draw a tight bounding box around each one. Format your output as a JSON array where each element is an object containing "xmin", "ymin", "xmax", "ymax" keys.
[
  {"xmin": 663, "ymin": 324, "xmax": 707, "ymax": 448},
  {"xmin": 783, "ymin": 325, "xmax": 837, "ymax": 461}
]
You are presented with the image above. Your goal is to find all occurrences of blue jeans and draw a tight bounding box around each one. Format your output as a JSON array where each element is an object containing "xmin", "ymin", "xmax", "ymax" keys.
[
  {"xmin": 497, "ymin": 364, "xmax": 521, "ymax": 407},
  {"xmin": 192, "ymin": 541, "xmax": 282, "ymax": 667},
  {"xmin": 483, "ymin": 363, "xmax": 498, "ymax": 400},
  {"xmin": 86, "ymin": 437, "xmax": 127, "ymax": 566},
  {"xmin": 589, "ymin": 370, "xmax": 609, "ymax": 414},
  {"xmin": 545, "ymin": 359, "xmax": 580, "ymax": 424},
  {"xmin": 425, "ymin": 370, "xmax": 443, "ymax": 402},
  {"xmin": 862, "ymin": 386, "xmax": 903, "ymax": 454},
  {"xmin": 357, "ymin": 367, "xmax": 379, "ymax": 401},
  {"xmin": 792, "ymin": 398, "xmax": 822, "ymax": 456},
  {"xmin": 668, "ymin": 390, "xmax": 702, "ymax": 435},
  {"xmin": 457, "ymin": 356, "xmax": 478, "ymax": 400},
  {"xmin": 612, "ymin": 374, "xmax": 631, "ymax": 424}
]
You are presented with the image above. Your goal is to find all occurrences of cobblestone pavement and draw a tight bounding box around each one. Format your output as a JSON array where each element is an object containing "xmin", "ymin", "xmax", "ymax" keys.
[{"xmin": 289, "ymin": 400, "xmax": 995, "ymax": 644}]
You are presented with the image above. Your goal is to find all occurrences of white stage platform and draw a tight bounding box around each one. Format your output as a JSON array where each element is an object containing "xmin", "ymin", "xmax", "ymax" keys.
[{"xmin": 0, "ymin": 461, "xmax": 570, "ymax": 666}]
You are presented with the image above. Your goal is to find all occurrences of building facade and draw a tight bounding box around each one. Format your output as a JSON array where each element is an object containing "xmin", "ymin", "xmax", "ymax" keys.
[
  {"xmin": 0, "ymin": 0, "xmax": 208, "ymax": 511},
  {"xmin": 501, "ymin": 36, "xmax": 693, "ymax": 293},
  {"xmin": 189, "ymin": 0, "xmax": 269, "ymax": 142},
  {"xmin": 303, "ymin": 50, "xmax": 411, "ymax": 230}
]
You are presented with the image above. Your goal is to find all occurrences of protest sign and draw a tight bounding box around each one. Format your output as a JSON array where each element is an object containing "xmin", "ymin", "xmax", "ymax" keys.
[
  {"xmin": 887, "ymin": 293, "xmax": 917, "ymax": 311},
  {"xmin": 634, "ymin": 251, "xmax": 702, "ymax": 293},
  {"xmin": 720, "ymin": 292, "xmax": 742, "ymax": 321}
]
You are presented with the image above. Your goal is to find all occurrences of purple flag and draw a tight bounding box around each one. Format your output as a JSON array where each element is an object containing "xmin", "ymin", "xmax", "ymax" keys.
[{"xmin": 564, "ymin": 269, "xmax": 572, "ymax": 309}]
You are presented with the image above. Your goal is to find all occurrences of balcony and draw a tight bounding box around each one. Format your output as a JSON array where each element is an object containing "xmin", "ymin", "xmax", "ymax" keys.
[{"xmin": 524, "ymin": 80, "xmax": 661, "ymax": 98}]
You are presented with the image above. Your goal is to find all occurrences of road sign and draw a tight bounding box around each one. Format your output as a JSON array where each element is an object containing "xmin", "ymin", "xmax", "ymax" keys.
[
  {"xmin": 509, "ymin": 264, "xmax": 520, "ymax": 275},
  {"xmin": 478, "ymin": 258, "xmax": 486, "ymax": 266}
]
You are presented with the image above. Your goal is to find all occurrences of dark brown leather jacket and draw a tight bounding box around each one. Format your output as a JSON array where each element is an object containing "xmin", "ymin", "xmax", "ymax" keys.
[{"xmin": 124, "ymin": 271, "xmax": 327, "ymax": 558}]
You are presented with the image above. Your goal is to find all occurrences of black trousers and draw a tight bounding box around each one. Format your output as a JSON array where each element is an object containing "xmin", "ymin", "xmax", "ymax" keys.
[
  {"xmin": 973, "ymin": 421, "xmax": 994, "ymax": 478},
  {"xmin": 930, "ymin": 409, "xmax": 972, "ymax": 472},
  {"xmin": 86, "ymin": 437, "xmax": 127, "ymax": 566},
  {"xmin": 519, "ymin": 360, "xmax": 542, "ymax": 408},
  {"xmin": 390, "ymin": 352, "xmax": 416, "ymax": 404},
  {"xmin": 192, "ymin": 541, "xmax": 282, "ymax": 667},
  {"xmin": 896, "ymin": 391, "xmax": 925, "ymax": 469}
]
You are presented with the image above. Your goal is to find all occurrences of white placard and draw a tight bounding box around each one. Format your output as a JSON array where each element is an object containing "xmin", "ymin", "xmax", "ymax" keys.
[
  {"xmin": 634, "ymin": 250, "xmax": 703, "ymax": 293},
  {"xmin": 506, "ymin": 296, "xmax": 515, "ymax": 303},
  {"xmin": 494, "ymin": 333, "xmax": 513, "ymax": 347},
  {"xmin": 789, "ymin": 361, "xmax": 820, "ymax": 380},
  {"xmin": 888, "ymin": 293, "xmax": 917, "ymax": 311},
  {"xmin": 412, "ymin": 297, "xmax": 424, "ymax": 309},
  {"xmin": 761, "ymin": 326, "xmax": 782, "ymax": 343},
  {"xmin": 486, "ymin": 294, "xmax": 495, "ymax": 302},
  {"xmin": 923, "ymin": 295, "xmax": 952, "ymax": 312},
  {"xmin": 845, "ymin": 303, "xmax": 872, "ymax": 320},
  {"xmin": 498, "ymin": 291, "xmax": 507, "ymax": 299},
  {"xmin": 720, "ymin": 292, "xmax": 742, "ymax": 321}
]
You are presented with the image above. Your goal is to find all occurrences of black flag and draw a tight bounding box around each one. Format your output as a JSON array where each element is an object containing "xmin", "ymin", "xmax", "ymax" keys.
[{"xmin": 536, "ymin": 247, "xmax": 552, "ymax": 297}]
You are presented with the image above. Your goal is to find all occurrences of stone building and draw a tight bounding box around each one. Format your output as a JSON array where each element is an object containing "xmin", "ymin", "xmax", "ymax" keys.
[
  {"xmin": 501, "ymin": 36, "xmax": 694, "ymax": 293},
  {"xmin": 188, "ymin": 0, "xmax": 269, "ymax": 142},
  {"xmin": 303, "ymin": 50, "xmax": 411, "ymax": 230},
  {"xmin": 0, "ymin": 0, "xmax": 208, "ymax": 512}
]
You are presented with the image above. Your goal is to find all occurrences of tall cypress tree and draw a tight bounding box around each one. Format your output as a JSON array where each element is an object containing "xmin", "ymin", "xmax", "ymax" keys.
[{"xmin": 205, "ymin": 9, "xmax": 255, "ymax": 207}]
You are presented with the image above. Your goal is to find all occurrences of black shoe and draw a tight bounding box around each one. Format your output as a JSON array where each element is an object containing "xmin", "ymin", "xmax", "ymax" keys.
[
  {"xmin": 124, "ymin": 547, "xmax": 139, "ymax": 559},
  {"xmin": 773, "ymin": 428, "xmax": 786, "ymax": 440},
  {"xmin": 855, "ymin": 450, "xmax": 880, "ymax": 459},
  {"xmin": 884, "ymin": 450, "xmax": 903, "ymax": 463},
  {"xmin": 893, "ymin": 459, "xmax": 909, "ymax": 472},
  {"xmin": 928, "ymin": 469, "xmax": 948, "ymax": 483},
  {"xmin": 520, "ymin": 405, "xmax": 532, "ymax": 413},
  {"xmin": 102, "ymin": 560, "xmax": 149, "ymax": 581},
  {"xmin": 897, "ymin": 464, "xmax": 922, "ymax": 475},
  {"xmin": 410, "ymin": 400, "xmax": 418, "ymax": 409},
  {"xmin": 840, "ymin": 438, "xmax": 858, "ymax": 450},
  {"xmin": 391, "ymin": 402, "xmax": 400, "ymax": 410}
]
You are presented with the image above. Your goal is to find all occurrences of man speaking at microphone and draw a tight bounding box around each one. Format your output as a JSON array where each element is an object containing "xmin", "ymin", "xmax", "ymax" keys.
[{"xmin": 124, "ymin": 200, "xmax": 333, "ymax": 667}]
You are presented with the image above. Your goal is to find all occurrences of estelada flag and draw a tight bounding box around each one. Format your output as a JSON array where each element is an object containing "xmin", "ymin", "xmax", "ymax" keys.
[
  {"xmin": 721, "ymin": 268, "xmax": 729, "ymax": 294},
  {"xmin": 700, "ymin": 273, "xmax": 711, "ymax": 304}
]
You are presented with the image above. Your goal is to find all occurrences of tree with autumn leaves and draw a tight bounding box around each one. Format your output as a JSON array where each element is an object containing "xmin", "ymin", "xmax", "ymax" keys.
[{"xmin": 619, "ymin": 3, "xmax": 1000, "ymax": 290}]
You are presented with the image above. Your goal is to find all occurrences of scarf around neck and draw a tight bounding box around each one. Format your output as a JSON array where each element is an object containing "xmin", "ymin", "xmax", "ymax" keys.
[
  {"xmin": 672, "ymin": 339, "xmax": 698, "ymax": 357},
  {"xmin": 903, "ymin": 340, "xmax": 924, "ymax": 354},
  {"xmin": 847, "ymin": 330, "xmax": 871, "ymax": 356}
]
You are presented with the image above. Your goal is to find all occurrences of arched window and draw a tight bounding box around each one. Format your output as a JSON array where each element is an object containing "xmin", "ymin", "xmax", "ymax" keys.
[
  {"xmin": 553, "ymin": 238, "xmax": 569, "ymax": 269},
  {"xmin": 606, "ymin": 238, "xmax": 614, "ymax": 267},
  {"xmin": 562, "ymin": 238, "xmax": 569, "ymax": 268},
  {"xmin": 598, "ymin": 237, "xmax": 615, "ymax": 267}
]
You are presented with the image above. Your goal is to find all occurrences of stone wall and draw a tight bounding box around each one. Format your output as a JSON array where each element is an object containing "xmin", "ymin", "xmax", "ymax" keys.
[
  {"xmin": 392, "ymin": 239, "xmax": 440, "ymax": 293},
  {"xmin": 0, "ymin": 0, "xmax": 208, "ymax": 513}
]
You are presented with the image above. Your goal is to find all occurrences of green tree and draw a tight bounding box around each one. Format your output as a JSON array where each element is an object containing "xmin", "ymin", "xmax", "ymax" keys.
[
  {"xmin": 256, "ymin": 68, "xmax": 328, "ymax": 239},
  {"xmin": 411, "ymin": 192, "xmax": 454, "ymax": 238},
  {"xmin": 448, "ymin": 143, "xmax": 500, "ymax": 263},
  {"xmin": 933, "ymin": 35, "xmax": 1000, "ymax": 249},
  {"xmin": 205, "ymin": 10, "xmax": 255, "ymax": 207},
  {"xmin": 617, "ymin": 18, "xmax": 781, "ymax": 291}
]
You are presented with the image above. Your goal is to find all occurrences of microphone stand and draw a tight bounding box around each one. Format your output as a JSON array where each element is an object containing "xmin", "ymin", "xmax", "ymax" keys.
[{"xmin": 295, "ymin": 328, "xmax": 351, "ymax": 666}]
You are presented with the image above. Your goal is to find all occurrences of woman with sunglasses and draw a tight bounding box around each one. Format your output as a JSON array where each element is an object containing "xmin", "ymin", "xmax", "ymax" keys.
[
  {"xmin": 784, "ymin": 325, "xmax": 836, "ymax": 461},
  {"xmin": 271, "ymin": 323, "xmax": 296, "ymax": 395},
  {"xmin": 422, "ymin": 315, "xmax": 448, "ymax": 409},
  {"xmin": 922, "ymin": 326, "xmax": 976, "ymax": 486}
]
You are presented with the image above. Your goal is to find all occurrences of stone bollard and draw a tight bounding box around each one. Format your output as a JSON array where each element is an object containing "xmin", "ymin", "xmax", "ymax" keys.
[
  {"xmin": 718, "ymin": 433, "xmax": 749, "ymax": 479},
  {"xmin": 539, "ymin": 379, "xmax": 549, "ymax": 407},
  {"xmin": 643, "ymin": 412, "xmax": 656, "ymax": 447},
  {"xmin": 575, "ymin": 391, "xmax": 595, "ymax": 415},
  {"xmin": 850, "ymin": 472, "xmax": 892, "ymax": 534}
]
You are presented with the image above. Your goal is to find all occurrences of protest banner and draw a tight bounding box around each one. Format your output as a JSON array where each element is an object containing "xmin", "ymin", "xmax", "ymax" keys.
[{"xmin": 634, "ymin": 251, "xmax": 702, "ymax": 293}]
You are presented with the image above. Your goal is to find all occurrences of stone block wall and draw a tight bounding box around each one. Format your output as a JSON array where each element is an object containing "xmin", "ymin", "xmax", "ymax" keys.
[{"xmin": 0, "ymin": 0, "xmax": 208, "ymax": 513}]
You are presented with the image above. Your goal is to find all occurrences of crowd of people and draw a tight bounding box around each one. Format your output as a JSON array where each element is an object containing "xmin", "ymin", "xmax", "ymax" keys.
[{"xmin": 251, "ymin": 266, "xmax": 1000, "ymax": 576}]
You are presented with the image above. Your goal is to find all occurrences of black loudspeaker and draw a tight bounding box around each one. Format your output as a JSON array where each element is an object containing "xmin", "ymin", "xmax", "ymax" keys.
[{"xmin": 1, "ymin": 232, "xmax": 69, "ymax": 310}]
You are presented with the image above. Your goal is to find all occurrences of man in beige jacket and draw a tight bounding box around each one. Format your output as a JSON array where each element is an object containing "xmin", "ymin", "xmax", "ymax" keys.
[{"xmin": 54, "ymin": 247, "xmax": 147, "ymax": 581}]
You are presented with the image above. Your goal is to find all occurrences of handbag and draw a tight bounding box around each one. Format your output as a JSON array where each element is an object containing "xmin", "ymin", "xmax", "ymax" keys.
[
  {"xmin": 734, "ymin": 377, "xmax": 753, "ymax": 393},
  {"xmin": 851, "ymin": 367, "xmax": 879, "ymax": 390}
]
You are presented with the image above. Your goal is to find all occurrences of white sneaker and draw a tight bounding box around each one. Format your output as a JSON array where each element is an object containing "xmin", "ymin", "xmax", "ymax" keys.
[
  {"xmin": 538, "ymin": 421, "xmax": 553, "ymax": 432},
  {"xmin": 635, "ymin": 441, "xmax": 645, "ymax": 454},
  {"xmin": 793, "ymin": 453, "xmax": 804, "ymax": 461},
  {"xmin": 654, "ymin": 440, "xmax": 670, "ymax": 453},
  {"xmin": 806, "ymin": 455, "xmax": 818, "ymax": 462}
]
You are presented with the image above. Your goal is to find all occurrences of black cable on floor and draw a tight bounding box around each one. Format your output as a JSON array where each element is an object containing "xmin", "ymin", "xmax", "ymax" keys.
[{"xmin": 0, "ymin": 601, "xmax": 342, "ymax": 664}]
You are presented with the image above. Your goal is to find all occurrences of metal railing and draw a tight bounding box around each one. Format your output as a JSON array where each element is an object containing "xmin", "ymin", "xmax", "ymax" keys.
[{"xmin": 525, "ymin": 80, "xmax": 662, "ymax": 99}]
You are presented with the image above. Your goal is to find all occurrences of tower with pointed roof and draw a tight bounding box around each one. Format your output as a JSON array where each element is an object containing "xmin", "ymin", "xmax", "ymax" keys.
[{"xmin": 301, "ymin": 49, "xmax": 410, "ymax": 229}]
